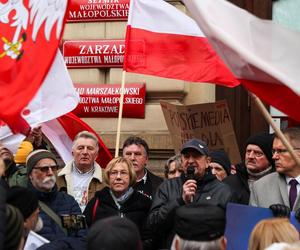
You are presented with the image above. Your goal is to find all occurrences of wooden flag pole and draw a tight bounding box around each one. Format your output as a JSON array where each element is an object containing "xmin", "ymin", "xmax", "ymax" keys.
[
  {"xmin": 251, "ymin": 93, "xmax": 300, "ymax": 167},
  {"xmin": 115, "ymin": 70, "xmax": 126, "ymax": 157}
]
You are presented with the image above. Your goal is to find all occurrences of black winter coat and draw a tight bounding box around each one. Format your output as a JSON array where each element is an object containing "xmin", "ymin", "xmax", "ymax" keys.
[
  {"xmin": 223, "ymin": 163, "xmax": 250, "ymax": 205},
  {"xmin": 84, "ymin": 187, "xmax": 152, "ymax": 229},
  {"xmin": 84, "ymin": 187, "xmax": 153, "ymax": 249},
  {"xmin": 28, "ymin": 183, "xmax": 86, "ymax": 250},
  {"xmin": 148, "ymin": 170, "xmax": 235, "ymax": 248}
]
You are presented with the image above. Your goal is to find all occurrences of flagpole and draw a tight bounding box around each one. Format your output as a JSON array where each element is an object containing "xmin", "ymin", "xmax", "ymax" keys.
[
  {"xmin": 115, "ymin": 70, "xmax": 126, "ymax": 157},
  {"xmin": 251, "ymin": 93, "xmax": 300, "ymax": 167}
]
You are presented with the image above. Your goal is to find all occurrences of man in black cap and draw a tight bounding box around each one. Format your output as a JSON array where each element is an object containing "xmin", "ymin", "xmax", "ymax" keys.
[
  {"xmin": 224, "ymin": 132, "xmax": 275, "ymax": 204},
  {"xmin": 148, "ymin": 138, "xmax": 234, "ymax": 249},
  {"xmin": 171, "ymin": 204, "xmax": 226, "ymax": 250}
]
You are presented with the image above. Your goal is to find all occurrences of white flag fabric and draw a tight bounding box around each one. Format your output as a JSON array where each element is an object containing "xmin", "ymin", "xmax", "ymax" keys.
[
  {"xmin": 183, "ymin": 0, "xmax": 300, "ymax": 122},
  {"xmin": 0, "ymin": 50, "xmax": 79, "ymax": 153},
  {"xmin": 124, "ymin": 0, "xmax": 239, "ymax": 86}
]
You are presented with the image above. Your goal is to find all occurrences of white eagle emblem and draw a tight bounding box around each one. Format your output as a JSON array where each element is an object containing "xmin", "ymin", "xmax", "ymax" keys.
[{"xmin": 0, "ymin": 0, "xmax": 67, "ymax": 60}]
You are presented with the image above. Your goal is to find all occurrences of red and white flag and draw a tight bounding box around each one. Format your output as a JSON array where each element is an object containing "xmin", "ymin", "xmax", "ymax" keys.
[
  {"xmin": 0, "ymin": 0, "xmax": 69, "ymax": 133},
  {"xmin": 42, "ymin": 113, "xmax": 112, "ymax": 168},
  {"xmin": 0, "ymin": 50, "xmax": 79, "ymax": 153},
  {"xmin": 183, "ymin": 0, "xmax": 300, "ymax": 122},
  {"xmin": 123, "ymin": 0, "xmax": 239, "ymax": 87}
]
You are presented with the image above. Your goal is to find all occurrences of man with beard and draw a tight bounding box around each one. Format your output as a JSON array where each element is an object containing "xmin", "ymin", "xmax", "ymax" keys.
[
  {"xmin": 26, "ymin": 149, "xmax": 86, "ymax": 250},
  {"xmin": 224, "ymin": 132, "xmax": 275, "ymax": 204},
  {"xmin": 148, "ymin": 138, "xmax": 234, "ymax": 249}
]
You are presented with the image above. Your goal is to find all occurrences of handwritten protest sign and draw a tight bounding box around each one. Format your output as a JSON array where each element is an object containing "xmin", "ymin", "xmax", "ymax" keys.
[{"xmin": 160, "ymin": 100, "xmax": 241, "ymax": 164}]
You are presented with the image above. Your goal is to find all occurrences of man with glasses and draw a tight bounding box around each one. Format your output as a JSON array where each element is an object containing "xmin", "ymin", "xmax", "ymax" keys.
[
  {"xmin": 250, "ymin": 127, "xmax": 300, "ymax": 212},
  {"xmin": 224, "ymin": 132, "xmax": 275, "ymax": 204},
  {"xmin": 57, "ymin": 131, "xmax": 104, "ymax": 212},
  {"xmin": 26, "ymin": 149, "xmax": 86, "ymax": 249}
]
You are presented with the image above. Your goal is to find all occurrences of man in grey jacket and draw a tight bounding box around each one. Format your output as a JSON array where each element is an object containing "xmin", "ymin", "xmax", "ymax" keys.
[
  {"xmin": 250, "ymin": 127, "xmax": 300, "ymax": 213},
  {"xmin": 148, "ymin": 138, "xmax": 234, "ymax": 249}
]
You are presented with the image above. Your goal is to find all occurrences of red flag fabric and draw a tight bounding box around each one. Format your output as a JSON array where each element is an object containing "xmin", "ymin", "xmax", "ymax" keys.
[
  {"xmin": 0, "ymin": 0, "xmax": 69, "ymax": 134},
  {"xmin": 184, "ymin": 0, "xmax": 300, "ymax": 122},
  {"xmin": 43, "ymin": 113, "xmax": 112, "ymax": 168},
  {"xmin": 123, "ymin": 0, "xmax": 239, "ymax": 87}
]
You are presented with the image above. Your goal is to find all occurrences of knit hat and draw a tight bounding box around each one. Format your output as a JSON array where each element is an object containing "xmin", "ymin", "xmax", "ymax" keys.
[
  {"xmin": 7, "ymin": 186, "xmax": 39, "ymax": 220},
  {"xmin": 14, "ymin": 141, "xmax": 33, "ymax": 164},
  {"xmin": 87, "ymin": 216, "xmax": 142, "ymax": 250},
  {"xmin": 26, "ymin": 149, "xmax": 57, "ymax": 174},
  {"xmin": 4, "ymin": 205, "xmax": 24, "ymax": 250},
  {"xmin": 174, "ymin": 204, "xmax": 226, "ymax": 241},
  {"xmin": 246, "ymin": 132, "xmax": 274, "ymax": 167},
  {"xmin": 181, "ymin": 138, "xmax": 209, "ymax": 156},
  {"xmin": 209, "ymin": 150, "xmax": 231, "ymax": 176}
]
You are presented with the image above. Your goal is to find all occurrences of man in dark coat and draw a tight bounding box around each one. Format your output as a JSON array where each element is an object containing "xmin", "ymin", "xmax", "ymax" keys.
[
  {"xmin": 148, "ymin": 138, "xmax": 234, "ymax": 248},
  {"xmin": 224, "ymin": 132, "xmax": 275, "ymax": 204},
  {"xmin": 26, "ymin": 149, "xmax": 86, "ymax": 250},
  {"xmin": 122, "ymin": 136, "xmax": 163, "ymax": 200}
]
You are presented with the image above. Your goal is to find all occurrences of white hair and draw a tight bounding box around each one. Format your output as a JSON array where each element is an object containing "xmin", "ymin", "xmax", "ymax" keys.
[{"xmin": 171, "ymin": 234, "xmax": 222, "ymax": 250}]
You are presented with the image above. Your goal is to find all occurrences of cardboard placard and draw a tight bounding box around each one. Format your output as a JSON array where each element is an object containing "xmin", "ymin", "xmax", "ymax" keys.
[{"xmin": 160, "ymin": 100, "xmax": 241, "ymax": 164}]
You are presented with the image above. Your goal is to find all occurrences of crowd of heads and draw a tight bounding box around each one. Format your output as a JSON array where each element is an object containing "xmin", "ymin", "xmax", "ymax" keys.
[{"xmin": 2, "ymin": 126, "xmax": 300, "ymax": 250}]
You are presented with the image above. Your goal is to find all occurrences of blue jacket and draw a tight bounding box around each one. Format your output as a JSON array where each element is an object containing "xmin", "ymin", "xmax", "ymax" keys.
[{"xmin": 29, "ymin": 182, "xmax": 86, "ymax": 250}]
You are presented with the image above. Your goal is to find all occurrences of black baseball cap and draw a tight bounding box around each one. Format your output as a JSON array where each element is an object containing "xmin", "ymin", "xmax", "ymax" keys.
[{"xmin": 181, "ymin": 138, "xmax": 209, "ymax": 156}]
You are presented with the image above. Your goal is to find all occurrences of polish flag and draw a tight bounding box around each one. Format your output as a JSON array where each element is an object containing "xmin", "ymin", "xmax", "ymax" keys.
[
  {"xmin": 42, "ymin": 113, "xmax": 112, "ymax": 168},
  {"xmin": 0, "ymin": 0, "xmax": 69, "ymax": 134},
  {"xmin": 0, "ymin": 50, "xmax": 79, "ymax": 153},
  {"xmin": 123, "ymin": 0, "xmax": 239, "ymax": 87},
  {"xmin": 183, "ymin": 0, "xmax": 300, "ymax": 122}
]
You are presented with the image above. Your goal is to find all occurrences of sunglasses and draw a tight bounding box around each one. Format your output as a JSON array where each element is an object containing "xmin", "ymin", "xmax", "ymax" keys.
[{"xmin": 33, "ymin": 165, "xmax": 58, "ymax": 173}]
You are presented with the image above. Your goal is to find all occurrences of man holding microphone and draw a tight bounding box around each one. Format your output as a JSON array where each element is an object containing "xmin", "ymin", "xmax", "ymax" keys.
[{"xmin": 147, "ymin": 138, "xmax": 234, "ymax": 249}]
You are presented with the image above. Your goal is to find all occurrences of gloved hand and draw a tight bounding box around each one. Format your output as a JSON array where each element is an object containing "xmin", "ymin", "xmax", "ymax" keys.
[{"xmin": 269, "ymin": 204, "xmax": 290, "ymax": 218}]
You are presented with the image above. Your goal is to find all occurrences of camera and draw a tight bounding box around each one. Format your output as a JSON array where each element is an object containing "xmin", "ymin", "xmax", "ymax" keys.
[{"xmin": 61, "ymin": 214, "xmax": 87, "ymax": 232}]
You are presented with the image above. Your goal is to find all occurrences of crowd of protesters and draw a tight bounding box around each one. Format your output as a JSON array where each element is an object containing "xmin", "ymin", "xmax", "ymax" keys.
[{"xmin": 1, "ymin": 126, "xmax": 300, "ymax": 250}]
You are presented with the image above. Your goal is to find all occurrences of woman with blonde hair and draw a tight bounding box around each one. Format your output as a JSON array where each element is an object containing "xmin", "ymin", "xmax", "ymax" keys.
[
  {"xmin": 248, "ymin": 218, "xmax": 299, "ymax": 250},
  {"xmin": 84, "ymin": 157, "xmax": 153, "ymax": 248}
]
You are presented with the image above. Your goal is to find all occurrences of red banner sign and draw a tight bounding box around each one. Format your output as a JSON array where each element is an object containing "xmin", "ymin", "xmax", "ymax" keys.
[
  {"xmin": 67, "ymin": 0, "xmax": 130, "ymax": 22},
  {"xmin": 73, "ymin": 83, "xmax": 146, "ymax": 118},
  {"xmin": 63, "ymin": 40, "xmax": 125, "ymax": 68}
]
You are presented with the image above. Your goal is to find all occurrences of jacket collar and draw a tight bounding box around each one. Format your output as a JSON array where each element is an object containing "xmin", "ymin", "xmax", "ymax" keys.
[{"xmin": 58, "ymin": 160, "xmax": 103, "ymax": 182}]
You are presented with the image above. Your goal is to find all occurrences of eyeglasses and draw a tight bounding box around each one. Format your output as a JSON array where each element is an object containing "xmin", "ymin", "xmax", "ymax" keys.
[
  {"xmin": 109, "ymin": 170, "xmax": 129, "ymax": 178},
  {"xmin": 272, "ymin": 148, "xmax": 300, "ymax": 155},
  {"xmin": 33, "ymin": 165, "xmax": 58, "ymax": 172},
  {"xmin": 246, "ymin": 149, "xmax": 264, "ymax": 157}
]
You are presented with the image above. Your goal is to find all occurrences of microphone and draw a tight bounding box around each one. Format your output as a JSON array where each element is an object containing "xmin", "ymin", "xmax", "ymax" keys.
[
  {"xmin": 186, "ymin": 165, "xmax": 195, "ymax": 203},
  {"xmin": 186, "ymin": 165, "xmax": 195, "ymax": 180}
]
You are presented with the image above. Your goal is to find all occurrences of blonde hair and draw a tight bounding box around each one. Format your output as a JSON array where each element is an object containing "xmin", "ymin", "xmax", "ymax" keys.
[
  {"xmin": 103, "ymin": 157, "xmax": 137, "ymax": 187},
  {"xmin": 248, "ymin": 218, "xmax": 299, "ymax": 250}
]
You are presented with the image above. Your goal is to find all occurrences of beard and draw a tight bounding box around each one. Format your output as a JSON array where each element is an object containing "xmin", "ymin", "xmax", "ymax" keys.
[
  {"xmin": 42, "ymin": 176, "xmax": 56, "ymax": 190},
  {"xmin": 32, "ymin": 175, "xmax": 57, "ymax": 192}
]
